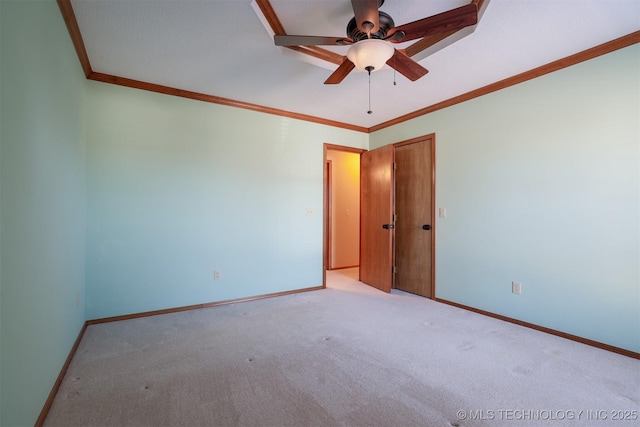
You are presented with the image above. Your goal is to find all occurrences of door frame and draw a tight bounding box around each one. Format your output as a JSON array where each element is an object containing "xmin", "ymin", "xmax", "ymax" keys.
[
  {"xmin": 322, "ymin": 136, "xmax": 435, "ymax": 297},
  {"xmin": 392, "ymin": 134, "xmax": 437, "ymax": 299},
  {"xmin": 322, "ymin": 143, "xmax": 366, "ymax": 288},
  {"xmin": 325, "ymin": 159, "xmax": 333, "ymax": 271}
]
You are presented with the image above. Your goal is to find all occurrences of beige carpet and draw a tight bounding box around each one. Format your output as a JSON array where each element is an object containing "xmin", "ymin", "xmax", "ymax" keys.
[{"xmin": 44, "ymin": 268, "xmax": 639, "ymax": 426}]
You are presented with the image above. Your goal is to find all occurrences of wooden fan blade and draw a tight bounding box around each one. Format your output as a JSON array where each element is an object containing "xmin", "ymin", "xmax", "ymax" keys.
[
  {"xmin": 351, "ymin": 0, "xmax": 380, "ymax": 34},
  {"xmin": 386, "ymin": 50, "xmax": 428, "ymax": 81},
  {"xmin": 387, "ymin": 3, "xmax": 478, "ymax": 43},
  {"xmin": 324, "ymin": 58, "xmax": 356, "ymax": 84},
  {"xmin": 274, "ymin": 35, "xmax": 353, "ymax": 46}
]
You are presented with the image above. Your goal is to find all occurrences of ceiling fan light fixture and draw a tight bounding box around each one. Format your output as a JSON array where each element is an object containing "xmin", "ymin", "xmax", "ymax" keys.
[{"xmin": 346, "ymin": 39, "xmax": 394, "ymax": 73}]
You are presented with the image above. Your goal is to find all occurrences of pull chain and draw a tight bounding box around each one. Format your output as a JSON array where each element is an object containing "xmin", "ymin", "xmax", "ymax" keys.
[
  {"xmin": 393, "ymin": 53, "xmax": 397, "ymax": 86},
  {"xmin": 366, "ymin": 66, "xmax": 373, "ymax": 114}
]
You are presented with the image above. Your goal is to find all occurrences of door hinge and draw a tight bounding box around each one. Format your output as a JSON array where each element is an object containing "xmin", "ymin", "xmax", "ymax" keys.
[
  {"xmin": 393, "ymin": 162, "xmax": 397, "ymax": 170},
  {"xmin": 393, "ymin": 266, "xmax": 397, "ymax": 274}
]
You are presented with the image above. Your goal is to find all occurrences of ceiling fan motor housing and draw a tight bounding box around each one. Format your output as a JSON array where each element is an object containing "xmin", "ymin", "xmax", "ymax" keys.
[{"xmin": 347, "ymin": 11, "xmax": 395, "ymax": 41}]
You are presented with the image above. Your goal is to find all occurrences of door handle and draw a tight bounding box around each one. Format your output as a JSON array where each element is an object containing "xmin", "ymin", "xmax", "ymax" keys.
[
  {"xmin": 382, "ymin": 224, "xmax": 395, "ymax": 229},
  {"xmin": 422, "ymin": 224, "xmax": 431, "ymax": 230}
]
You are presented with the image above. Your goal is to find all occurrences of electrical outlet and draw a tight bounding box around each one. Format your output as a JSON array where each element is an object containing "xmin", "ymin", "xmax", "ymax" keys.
[
  {"xmin": 214, "ymin": 270, "xmax": 221, "ymax": 280},
  {"xmin": 512, "ymin": 281, "xmax": 522, "ymax": 295},
  {"xmin": 439, "ymin": 207, "xmax": 447, "ymax": 218}
]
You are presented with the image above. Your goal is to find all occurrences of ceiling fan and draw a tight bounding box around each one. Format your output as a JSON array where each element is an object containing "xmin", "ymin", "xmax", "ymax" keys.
[{"xmin": 274, "ymin": 0, "xmax": 478, "ymax": 84}]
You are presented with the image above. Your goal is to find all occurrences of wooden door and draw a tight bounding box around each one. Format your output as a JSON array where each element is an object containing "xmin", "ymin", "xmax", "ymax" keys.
[
  {"xmin": 394, "ymin": 138, "xmax": 434, "ymax": 298},
  {"xmin": 360, "ymin": 145, "xmax": 394, "ymax": 292}
]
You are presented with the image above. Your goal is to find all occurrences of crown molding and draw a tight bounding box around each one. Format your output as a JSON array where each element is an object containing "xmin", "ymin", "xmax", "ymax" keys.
[
  {"xmin": 87, "ymin": 72, "xmax": 368, "ymax": 132},
  {"xmin": 57, "ymin": 1, "xmax": 639, "ymax": 134},
  {"xmin": 370, "ymin": 30, "xmax": 640, "ymax": 132}
]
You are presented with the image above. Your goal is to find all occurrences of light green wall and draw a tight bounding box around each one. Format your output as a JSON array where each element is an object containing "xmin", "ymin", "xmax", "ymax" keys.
[
  {"xmin": 85, "ymin": 82, "xmax": 368, "ymax": 319},
  {"xmin": 1, "ymin": 1, "xmax": 637, "ymax": 425},
  {"xmin": 371, "ymin": 44, "xmax": 640, "ymax": 352},
  {"xmin": 1, "ymin": 1, "xmax": 87, "ymax": 426},
  {"xmin": 0, "ymin": 2, "xmax": 366, "ymax": 423}
]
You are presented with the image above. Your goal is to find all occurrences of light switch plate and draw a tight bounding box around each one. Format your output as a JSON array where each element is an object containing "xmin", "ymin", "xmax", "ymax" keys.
[{"xmin": 512, "ymin": 281, "xmax": 522, "ymax": 295}]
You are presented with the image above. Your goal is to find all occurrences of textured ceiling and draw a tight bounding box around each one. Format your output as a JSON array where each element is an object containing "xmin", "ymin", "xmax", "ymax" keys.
[{"xmin": 70, "ymin": 0, "xmax": 640, "ymax": 129}]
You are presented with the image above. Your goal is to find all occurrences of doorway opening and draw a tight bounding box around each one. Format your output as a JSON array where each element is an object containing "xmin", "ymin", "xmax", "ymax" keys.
[
  {"xmin": 323, "ymin": 136, "xmax": 435, "ymax": 298},
  {"xmin": 323, "ymin": 144, "xmax": 365, "ymax": 286}
]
